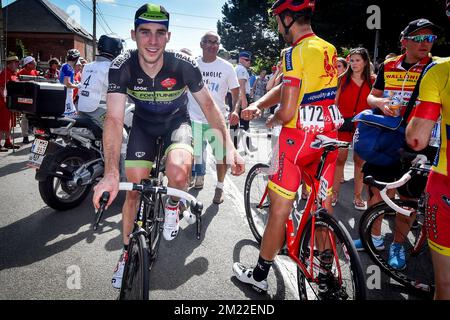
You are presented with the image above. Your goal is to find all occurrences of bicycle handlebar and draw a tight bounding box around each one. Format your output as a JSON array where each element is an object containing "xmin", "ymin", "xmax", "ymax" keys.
[
  {"xmin": 118, "ymin": 182, "xmax": 204, "ymax": 212},
  {"xmin": 364, "ymin": 154, "xmax": 430, "ymax": 217},
  {"xmin": 93, "ymin": 183, "xmax": 204, "ymax": 231}
]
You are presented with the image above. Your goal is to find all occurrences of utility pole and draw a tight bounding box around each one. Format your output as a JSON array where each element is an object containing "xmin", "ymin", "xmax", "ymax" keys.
[
  {"xmin": 0, "ymin": 0, "xmax": 5, "ymax": 69},
  {"xmin": 92, "ymin": 0, "xmax": 96, "ymax": 58}
]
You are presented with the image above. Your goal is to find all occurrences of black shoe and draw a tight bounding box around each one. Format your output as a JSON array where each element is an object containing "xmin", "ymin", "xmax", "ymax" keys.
[
  {"xmin": 0, "ymin": 147, "xmax": 8, "ymax": 152},
  {"xmin": 3, "ymin": 143, "xmax": 20, "ymax": 150},
  {"xmin": 22, "ymin": 137, "xmax": 29, "ymax": 144}
]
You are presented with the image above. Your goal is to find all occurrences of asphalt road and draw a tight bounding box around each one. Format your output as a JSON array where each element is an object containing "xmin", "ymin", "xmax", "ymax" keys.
[{"xmin": 0, "ymin": 120, "xmax": 426, "ymax": 300}]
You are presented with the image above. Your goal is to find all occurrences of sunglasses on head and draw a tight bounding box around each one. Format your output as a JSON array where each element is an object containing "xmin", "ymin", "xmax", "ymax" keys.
[{"xmin": 404, "ymin": 34, "xmax": 437, "ymax": 43}]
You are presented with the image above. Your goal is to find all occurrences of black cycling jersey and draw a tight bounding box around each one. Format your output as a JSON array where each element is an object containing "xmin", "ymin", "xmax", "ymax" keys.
[{"xmin": 108, "ymin": 49, "xmax": 204, "ymax": 122}]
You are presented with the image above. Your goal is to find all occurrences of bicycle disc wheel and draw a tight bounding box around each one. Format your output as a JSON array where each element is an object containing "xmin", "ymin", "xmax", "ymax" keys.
[
  {"xmin": 119, "ymin": 233, "xmax": 150, "ymax": 300},
  {"xmin": 359, "ymin": 200, "xmax": 434, "ymax": 296},
  {"xmin": 244, "ymin": 163, "xmax": 271, "ymax": 243},
  {"xmin": 297, "ymin": 213, "xmax": 366, "ymax": 300}
]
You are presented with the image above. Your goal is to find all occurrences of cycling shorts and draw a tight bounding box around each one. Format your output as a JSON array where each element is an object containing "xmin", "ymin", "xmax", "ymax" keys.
[
  {"xmin": 268, "ymin": 127, "xmax": 338, "ymax": 200},
  {"xmin": 125, "ymin": 114, "xmax": 193, "ymax": 169},
  {"xmin": 425, "ymin": 171, "xmax": 450, "ymax": 256}
]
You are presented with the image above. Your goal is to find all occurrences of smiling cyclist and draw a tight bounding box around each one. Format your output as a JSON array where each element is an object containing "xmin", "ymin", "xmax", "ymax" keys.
[{"xmin": 92, "ymin": 3, "xmax": 244, "ymax": 289}]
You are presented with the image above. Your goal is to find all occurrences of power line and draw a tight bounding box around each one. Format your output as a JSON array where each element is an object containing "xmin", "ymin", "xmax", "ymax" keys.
[
  {"xmin": 99, "ymin": 12, "xmax": 213, "ymax": 31},
  {"xmin": 99, "ymin": 1, "xmax": 221, "ymax": 20}
]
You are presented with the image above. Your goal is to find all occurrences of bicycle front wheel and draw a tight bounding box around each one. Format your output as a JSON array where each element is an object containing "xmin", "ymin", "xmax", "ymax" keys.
[
  {"xmin": 119, "ymin": 233, "xmax": 150, "ymax": 300},
  {"xmin": 244, "ymin": 163, "xmax": 271, "ymax": 244},
  {"xmin": 297, "ymin": 213, "xmax": 366, "ymax": 300},
  {"xmin": 359, "ymin": 200, "xmax": 434, "ymax": 297},
  {"xmin": 147, "ymin": 196, "xmax": 164, "ymax": 268}
]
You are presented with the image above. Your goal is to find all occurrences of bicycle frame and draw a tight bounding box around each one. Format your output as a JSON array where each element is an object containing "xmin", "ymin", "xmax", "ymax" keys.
[{"xmin": 255, "ymin": 146, "xmax": 345, "ymax": 284}]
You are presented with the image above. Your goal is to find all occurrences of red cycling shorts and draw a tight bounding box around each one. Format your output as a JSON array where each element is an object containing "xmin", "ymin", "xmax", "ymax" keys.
[
  {"xmin": 268, "ymin": 127, "xmax": 338, "ymax": 200},
  {"xmin": 425, "ymin": 171, "xmax": 450, "ymax": 256}
]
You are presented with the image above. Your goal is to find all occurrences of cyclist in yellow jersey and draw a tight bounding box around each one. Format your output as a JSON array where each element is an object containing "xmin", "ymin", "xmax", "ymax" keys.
[
  {"xmin": 407, "ymin": 57, "xmax": 450, "ymax": 300},
  {"xmin": 232, "ymin": 0, "xmax": 343, "ymax": 293}
]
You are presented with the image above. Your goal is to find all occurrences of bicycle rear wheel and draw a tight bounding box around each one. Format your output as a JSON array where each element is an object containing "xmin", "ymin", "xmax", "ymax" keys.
[
  {"xmin": 244, "ymin": 163, "xmax": 271, "ymax": 244},
  {"xmin": 119, "ymin": 233, "xmax": 150, "ymax": 300},
  {"xmin": 297, "ymin": 212, "xmax": 366, "ymax": 300},
  {"xmin": 359, "ymin": 200, "xmax": 434, "ymax": 297}
]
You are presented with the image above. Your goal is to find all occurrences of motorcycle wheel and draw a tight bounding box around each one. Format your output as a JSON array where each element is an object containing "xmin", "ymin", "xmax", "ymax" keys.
[{"xmin": 38, "ymin": 148, "xmax": 94, "ymax": 211}]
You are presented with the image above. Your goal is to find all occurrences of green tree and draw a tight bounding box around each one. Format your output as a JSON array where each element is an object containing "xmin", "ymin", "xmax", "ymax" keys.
[{"xmin": 217, "ymin": 0, "xmax": 282, "ymax": 65}]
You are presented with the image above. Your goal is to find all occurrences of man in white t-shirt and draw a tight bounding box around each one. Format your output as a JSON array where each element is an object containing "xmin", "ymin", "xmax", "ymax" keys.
[
  {"xmin": 231, "ymin": 51, "xmax": 252, "ymax": 151},
  {"xmin": 78, "ymin": 35, "xmax": 123, "ymax": 127},
  {"xmin": 187, "ymin": 31, "xmax": 240, "ymax": 204}
]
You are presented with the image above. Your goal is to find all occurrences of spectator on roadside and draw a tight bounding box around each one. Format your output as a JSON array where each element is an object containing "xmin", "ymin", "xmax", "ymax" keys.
[
  {"xmin": 73, "ymin": 57, "xmax": 87, "ymax": 104},
  {"xmin": 0, "ymin": 56, "xmax": 20, "ymax": 151},
  {"xmin": 336, "ymin": 57, "xmax": 348, "ymax": 76},
  {"xmin": 59, "ymin": 49, "xmax": 81, "ymax": 115},
  {"xmin": 353, "ymin": 19, "xmax": 440, "ymax": 272},
  {"xmin": 17, "ymin": 56, "xmax": 40, "ymax": 144},
  {"xmin": 44, "ymin": 58, "xmax": 61, "ymax": 81},
  {"xmin": 266, "ymin": 61, "xmax": 283, "ymax": 115},
  {"xmin": 187, "ymin": 31, "xmax": 240, "ymax": 204},
  {"xmin": 231, "ymin": 51, "xmax": 253, "ymax": 151},
  {"xmin": 251, "ymin": 69, "xmax": 268, "ymax": 102},
  {"xmin": 332, "ymin": 47, "xmax": 374, "ymax": 211}
]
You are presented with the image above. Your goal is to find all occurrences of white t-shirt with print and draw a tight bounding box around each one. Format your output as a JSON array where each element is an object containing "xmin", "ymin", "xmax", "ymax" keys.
[
  {"xmin": 235, "ymin": 63, "xmax": 250, "ymax": 95},
  {"xmin": 188, "ymin": 57, "xmax": 240, "ymax": 123}
]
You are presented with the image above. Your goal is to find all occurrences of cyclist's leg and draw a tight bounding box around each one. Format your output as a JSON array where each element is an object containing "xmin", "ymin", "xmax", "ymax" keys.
[
  {"xmin": 425, "ymin": 172, "xmax": 450, "ymax": 299},
  {"xmin": 122, "ymin": 122, "xmax": 156, "ymax": 245},
  {"xmin": 165, "ymin": 122, "xmax": 193, "ymax": 193}
]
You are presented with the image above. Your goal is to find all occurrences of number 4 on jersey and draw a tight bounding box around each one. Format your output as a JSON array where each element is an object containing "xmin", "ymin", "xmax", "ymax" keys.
[{"xmin": 83, "ymin": 75, "xmax": 92, "ymax": 89}]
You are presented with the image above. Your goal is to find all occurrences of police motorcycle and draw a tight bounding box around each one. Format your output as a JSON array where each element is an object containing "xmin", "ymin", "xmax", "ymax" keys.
[{"xmin": 7, "ymin": 75, "xmax": 133, "ymax": 211}]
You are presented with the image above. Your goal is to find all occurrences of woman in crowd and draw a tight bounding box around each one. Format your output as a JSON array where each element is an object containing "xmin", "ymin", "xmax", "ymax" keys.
[{"xmin": 332, "ymin": 47, "xmax": 374, "ymax": 210}]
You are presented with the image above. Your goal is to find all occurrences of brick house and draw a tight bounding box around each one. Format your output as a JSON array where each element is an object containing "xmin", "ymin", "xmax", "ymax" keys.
[{"xmin": 3, "ymin": 0, "xmax": 94, "ymax": 65}]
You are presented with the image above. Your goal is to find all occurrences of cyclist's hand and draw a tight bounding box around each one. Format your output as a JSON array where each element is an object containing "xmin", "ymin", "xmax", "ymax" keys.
[
  {"xmin": 93, "ymin": 173, "xmax": 119, "ymax": 210},
  {"xmin": 241, "ymin": 104, "xmax": 261, "ymax": 121},
  {"xmin": 228, "ymin": 148, "xmax": 245, "ymax": 176},
  {"xmin": 229, "ymin": 111, "xmax": 240, "ymax": 126}
]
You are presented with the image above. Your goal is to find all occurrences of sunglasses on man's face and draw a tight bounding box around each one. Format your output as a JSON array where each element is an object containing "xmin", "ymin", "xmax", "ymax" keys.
[
  {"xmin": 243, "ymin": 58, "xmax": 251, "ymax": 62},
  {"xmin": 404, "ymin": 34, "xmax": 437, "ymax": 43}
]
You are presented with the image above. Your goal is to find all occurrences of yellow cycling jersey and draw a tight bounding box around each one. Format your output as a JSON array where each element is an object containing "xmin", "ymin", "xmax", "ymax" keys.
[
  {"xmin": 414, "ymin": 57, "xmax": 450, "ymax": 176},
  {"xmin": 281, "ymin": 33, "xmax": 342, "ymax": 133}
]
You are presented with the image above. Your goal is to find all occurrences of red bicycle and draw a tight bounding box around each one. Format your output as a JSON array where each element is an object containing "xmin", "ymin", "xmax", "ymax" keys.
[{"xmin": 244, "ymin": 135, "xmax": 366, "ymax": 300}]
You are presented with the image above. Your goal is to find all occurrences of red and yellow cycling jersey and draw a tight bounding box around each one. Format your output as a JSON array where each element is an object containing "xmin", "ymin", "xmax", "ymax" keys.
[
  {"xmin": 413, "ymin": 58, "xmax": 450, "ymax": 176},
  {"xmin": 281, "ymin": 33, "xmax": 342, "ymax": 133}
]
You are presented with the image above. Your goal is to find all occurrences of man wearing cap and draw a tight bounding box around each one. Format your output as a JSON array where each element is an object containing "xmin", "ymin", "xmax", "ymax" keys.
[
  {"xmin": 0, "ymin": 56, "xmax": 20, "ymax": 151},
  {"xmin": 231, "ymin": 51, "xmax": 252, "ymax": 151},
  {"xmin": 353, "ymin": 18, "xmax": 440, "ymax": 270},
  {"xmin": 17, "ymin": 56, "xmax": 39, "ymax": 144},
  {"xmin": 92, "ymin": 3, "xmax": 244, "ymax": 289}
]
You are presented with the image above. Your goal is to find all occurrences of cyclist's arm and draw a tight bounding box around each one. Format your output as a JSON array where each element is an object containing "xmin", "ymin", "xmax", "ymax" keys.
[
  {"xmin": 254, "ymin": 83, "xmax": 281, "ymax": 110},
  {"xmin": 103, "ymin": 92, "xmax": 126, "ymax": 178},
  {"xmin": 271, "ymin": 84, "xmax": 299, "ymax": 125},
  {"xmin": 63, "ymin": 76, "xmax": 78, "ymax": 89},
  {"xmin": 406, "ymin": 117, "xmax": 436, "ymax": 151}
]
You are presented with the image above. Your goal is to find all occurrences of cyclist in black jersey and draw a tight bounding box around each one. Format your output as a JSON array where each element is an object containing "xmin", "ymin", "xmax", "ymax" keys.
[{"xmin": 92, "ymin": 3, "xmax": 244, "ymax": 290}]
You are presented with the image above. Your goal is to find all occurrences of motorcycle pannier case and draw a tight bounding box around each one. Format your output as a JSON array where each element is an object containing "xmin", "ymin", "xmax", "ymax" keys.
[{"xmin": 6, "ymin": 81, "xmax": 66, "ymax": 116}]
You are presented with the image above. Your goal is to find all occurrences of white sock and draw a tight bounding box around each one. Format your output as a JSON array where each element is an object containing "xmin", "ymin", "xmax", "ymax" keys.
[
  {"xmin": 216, "ymin": 182, "xmax": 224, "ymax": 190},
  {"xmin": 372, "ymin": 234, "xmax": 382, "ymax": 241}
]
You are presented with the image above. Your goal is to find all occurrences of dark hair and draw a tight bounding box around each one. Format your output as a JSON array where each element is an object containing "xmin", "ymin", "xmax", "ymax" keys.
[
  {"xmin": 337, "ymin": 57, "xmax": 348, "ymax": 69},
  {"xmin": 48, "ymin": 58, "xmax": 60, "ymax": 67},
  {"xmin": 339, "ymin": 47, "xmax": 372, "ymax": 91}
]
